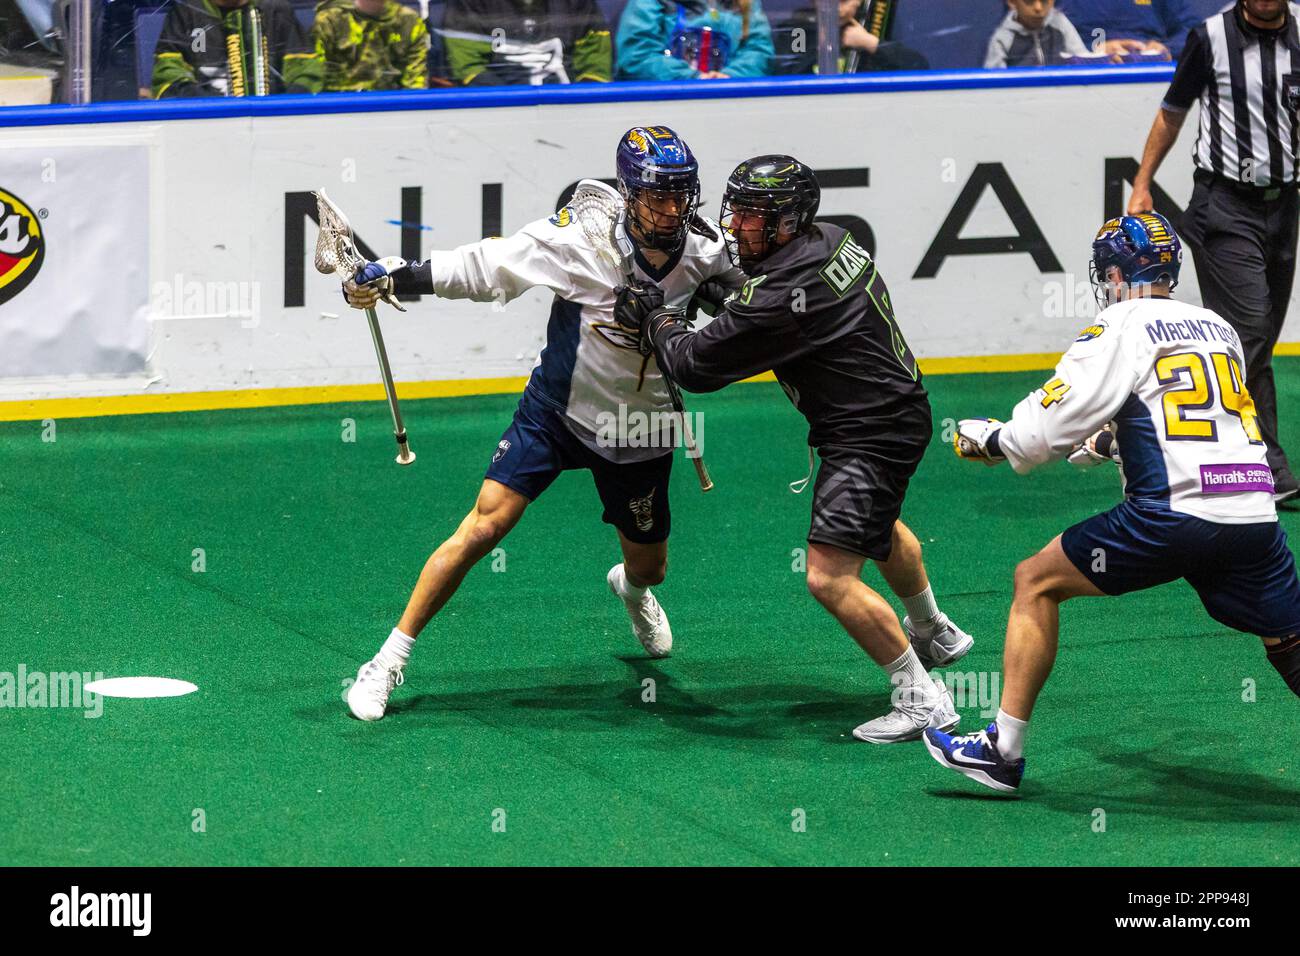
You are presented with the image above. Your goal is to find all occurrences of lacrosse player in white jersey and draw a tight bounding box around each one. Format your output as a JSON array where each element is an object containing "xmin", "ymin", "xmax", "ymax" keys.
[
  {"xmin": 340, "ymin": 126, "xmax": 746, "ymax": 720},
  {"xmin": 929, "ymin": 212, "xmax": 1300, "ymax": 792}
]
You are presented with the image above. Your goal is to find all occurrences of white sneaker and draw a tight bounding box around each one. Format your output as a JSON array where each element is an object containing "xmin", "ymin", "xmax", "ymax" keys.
[
  {"xmin": 852, "ymin": 678, "xmax": 959, "ymax": 744},
  {"xmin": 347, "ymin": 657, "xmax": 405, "ymax": 721},
  {"xmin": 607, "ymin": 564, "xmax": 672, "ymax": 657},
  {"xmin": 905, "ymin": 613, "xmax": 974, "ymax": 670}
]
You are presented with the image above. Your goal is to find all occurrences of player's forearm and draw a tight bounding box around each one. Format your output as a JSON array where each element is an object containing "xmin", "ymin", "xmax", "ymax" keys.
[
  {"xmin": 385, "ymin": 252, "xmax": 508, "ymax": 301},
  {"xmin": 995, "ymin": 416, "xmax": 1062, "ymax": 475},
  {"xmin": 387, "ymin": 260, "xmax": 435, "ymax": 297},
  {"xmin": 649, "ymin": 320, "xmax": 745, "ymax": 393},
  {"xmin": 997, "ymin": 391, "xmax": 1119, "ymax": 475},
  {"xmin": 649, "ymin": 311, "xmax": 777, "ymax": 393},
  {"xmin": 415, "ymin": 241, "xmax": 528, "ymax": 302},
  {"xmin": 1133, "ymin": 108, "xmax": 1185, "ymax": 192}
]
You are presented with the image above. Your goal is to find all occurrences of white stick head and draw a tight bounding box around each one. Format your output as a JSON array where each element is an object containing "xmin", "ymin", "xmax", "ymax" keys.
[
  {"xmin": 313, "ymin": 188, "xmax": 364, "ymax": 278},
  {"xmin": 569, "ymin": 179, "xmax": 634, "ymax": 273}
]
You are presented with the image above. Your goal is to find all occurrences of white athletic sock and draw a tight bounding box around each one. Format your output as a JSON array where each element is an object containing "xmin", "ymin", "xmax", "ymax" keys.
[
  {"xmin": 995, "ymin": 709, "xmax": 1029, "ymax": 761},
  {"xmin": 377, "ymin": 627, "xmax": 415, "ymax": 669},
  {"xmin": 884, "ymin": 646, "xmax": 937, "ymax": 707},
  {"xmin": 901, "ymin": 586, "xmax": 943, "ymax": 635},
  {"xmin": 614, "ymin": 564, "xmax": 647, "ymax": 601}
]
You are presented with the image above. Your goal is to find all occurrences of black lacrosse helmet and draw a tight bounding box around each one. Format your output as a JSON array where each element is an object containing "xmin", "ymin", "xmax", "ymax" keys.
[{"xmin": 719, "ymin": 155, "xmax": 821, "ymax": 269}]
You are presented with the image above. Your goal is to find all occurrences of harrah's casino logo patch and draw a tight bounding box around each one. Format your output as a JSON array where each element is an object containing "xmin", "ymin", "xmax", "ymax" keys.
[{"xmin": 0, "ymin": 188, "xmax": 45, "ymax": 305}]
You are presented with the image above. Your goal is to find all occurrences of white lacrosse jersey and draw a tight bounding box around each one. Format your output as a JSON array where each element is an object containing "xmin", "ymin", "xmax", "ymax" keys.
[
  {"xmin": 998, "ymin": 297, "xmax": 1276, "ymax": 524},
  {"xmin": 424, "ymin": 208, "xmax": 744, "ymax": 462}
]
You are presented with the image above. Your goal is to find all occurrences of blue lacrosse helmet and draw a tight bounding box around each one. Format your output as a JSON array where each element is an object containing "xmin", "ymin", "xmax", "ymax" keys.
[
  {"xmin": 615, "ymin": 126, "xmax": 700, "ymax": 253},
  {"xmin": 1089, "ymin": 212, "xmax": 1182, "ymax": 308}
]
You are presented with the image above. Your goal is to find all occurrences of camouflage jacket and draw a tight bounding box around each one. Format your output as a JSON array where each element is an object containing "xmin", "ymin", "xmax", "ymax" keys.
[
  {"xmin": 152, "ymin": 0, "xmax": 323, "ymax": 98},
  {"xmin": 442, "ymin": 0, "xmax": 610, "ymax": 85},
  {"xmin": 314, "ymin": 1, "xmax": 429, "ymax": 91}
]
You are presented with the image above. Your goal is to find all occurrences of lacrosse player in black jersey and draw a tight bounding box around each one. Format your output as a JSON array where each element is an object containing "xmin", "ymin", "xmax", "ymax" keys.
[{"xmin": 616, "ymin": 156, "xmax": 973, "ymax": 742}]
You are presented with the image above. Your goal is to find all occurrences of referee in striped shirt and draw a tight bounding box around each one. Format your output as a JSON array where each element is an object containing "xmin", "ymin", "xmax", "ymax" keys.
[{"xmin": 1130, "ymin": 0, "xmax": 1300, "ymax": 503}]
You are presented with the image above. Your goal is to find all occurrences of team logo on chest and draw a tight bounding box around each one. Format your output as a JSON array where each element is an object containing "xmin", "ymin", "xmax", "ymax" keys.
[
  {"xmin": 819, "ymin": 234, "xmax": 873, "ymax": 298},
  {"xmin": 591, "ymin": 321, "xmax": 643, "ymax": 352}
]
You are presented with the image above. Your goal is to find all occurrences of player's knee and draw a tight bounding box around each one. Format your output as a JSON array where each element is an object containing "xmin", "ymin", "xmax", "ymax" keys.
[
  {"xmin": 805, "ymin": 566, "xmax": 840, "ymax": 606},
  {"xmin": 1012, "ymin": 557, "xmax": 1053, "ymax": 601},
  {"xmin": 461, "ymin": 513, "xmax": 509, "ymax": 558},
  {"xmin": 626, "ymin": 557, "xmax": 666, "ymax": 587},
  {"xmin": 1266, "ymin": 634, "xmax": 1300, "ymax": 697},
  {"xmin": 890, "ymin": 521, "xmax": 921, "ymax": 562}
]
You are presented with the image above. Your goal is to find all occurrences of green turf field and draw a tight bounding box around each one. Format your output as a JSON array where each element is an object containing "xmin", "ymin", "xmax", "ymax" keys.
[{"xmin": 3, "ymin": 362, "xmax": 1299, "ymax": 867}]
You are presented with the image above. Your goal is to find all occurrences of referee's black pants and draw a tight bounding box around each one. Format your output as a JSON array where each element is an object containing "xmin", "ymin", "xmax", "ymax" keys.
[{"xmin": 1181, "ymin": 171, "xmax": 1299, "ymax": 482}]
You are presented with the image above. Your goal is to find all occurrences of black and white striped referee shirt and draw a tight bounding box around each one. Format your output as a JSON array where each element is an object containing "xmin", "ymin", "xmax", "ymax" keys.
[{"xmin": 1163, "ymin": 2, "xmax": 1300, "ymax": 186}]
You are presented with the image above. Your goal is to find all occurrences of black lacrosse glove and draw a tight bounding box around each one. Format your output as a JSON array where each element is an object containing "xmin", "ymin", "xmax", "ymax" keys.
[
  {"xmin": 687, "ymin": 277, "xmax": 740, "ymax": 320},
  {"xmin": 614, "ymin": 282, "xmax": 666, "ymax": 355},
  {"xmin": 643, "ymin": 306, "xmax": 688, "ymax": 354}
]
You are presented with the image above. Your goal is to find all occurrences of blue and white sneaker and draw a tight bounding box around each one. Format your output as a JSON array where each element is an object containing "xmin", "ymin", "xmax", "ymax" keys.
[{"xmin": 923, "ymin": 722, "xmax": 1024, "ymax": 793}]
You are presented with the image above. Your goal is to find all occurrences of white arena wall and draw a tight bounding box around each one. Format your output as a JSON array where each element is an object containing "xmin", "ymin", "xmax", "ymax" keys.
[{"xmin": 0, "ymin": 70, "xmax": 1273, "ymax": 419}]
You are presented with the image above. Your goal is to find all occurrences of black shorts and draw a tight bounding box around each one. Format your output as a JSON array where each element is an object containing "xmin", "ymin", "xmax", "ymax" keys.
[
  {"xmin": 485, "ymin": 389, "xmax": 673, "ymax": 544},
  {"xmin": 806, "ymin": 439, "xmax": 927, "ymax": 561}
]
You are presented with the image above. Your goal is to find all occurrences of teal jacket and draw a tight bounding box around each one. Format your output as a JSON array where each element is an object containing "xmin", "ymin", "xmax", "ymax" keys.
[{"xmin": 615, "ymin": 0, "xmax": 774, "ymax": 80}]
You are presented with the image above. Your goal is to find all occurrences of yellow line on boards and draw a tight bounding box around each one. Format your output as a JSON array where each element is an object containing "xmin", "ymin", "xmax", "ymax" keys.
[
  {"xmin": 0, "ymin": 376, "xmax": 530, "ymax": 422},
  {"xmin": 5, "ymin": 346, "xmax": 1300, "ymax": 422}
]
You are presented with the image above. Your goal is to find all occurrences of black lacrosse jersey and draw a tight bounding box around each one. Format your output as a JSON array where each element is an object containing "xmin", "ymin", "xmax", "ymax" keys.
[{"xmin": 653, "ymin": 223, "xmax": 930, "ymax": 453}]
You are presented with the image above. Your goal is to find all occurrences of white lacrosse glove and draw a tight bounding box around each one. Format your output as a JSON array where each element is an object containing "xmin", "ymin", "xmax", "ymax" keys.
[
  {"xmin": 1067, "ymin": 426, "xmax": 1121, "ymax": 469},
  {"xmin": 343, "ymin": 256, "xmax": 408, "ymax": 310},
  {"xmin": 953, "ymin": 417, "xmax": 1006, "ymax": 465}
]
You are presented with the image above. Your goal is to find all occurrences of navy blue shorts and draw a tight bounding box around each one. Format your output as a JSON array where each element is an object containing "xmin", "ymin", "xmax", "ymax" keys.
[
  {"xmin": 1061, "ymin": 499, "xmax": 1300, "ymax": 638},
  {"xmin": 485, "ymin": 390, "xmax": 673, "ymax": 544}
]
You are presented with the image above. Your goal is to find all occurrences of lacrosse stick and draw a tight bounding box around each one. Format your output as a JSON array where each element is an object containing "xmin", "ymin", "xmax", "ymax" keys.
[
  {"xmin": 248, "ymin": 9, "xmax": 269, "ymax": 97},
  {"xmin": 569, "ymin": 179, "xmax": 713, "ymax": 493},
  {"xmin": 313, "ymin": 188, "xmax": 415, "ymax": 466}
]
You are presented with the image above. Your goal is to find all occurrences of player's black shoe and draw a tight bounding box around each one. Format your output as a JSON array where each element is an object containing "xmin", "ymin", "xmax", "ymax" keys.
[{"xmin": 1273, "ymin": 468, "xmax": 1299, "ymax": 509}]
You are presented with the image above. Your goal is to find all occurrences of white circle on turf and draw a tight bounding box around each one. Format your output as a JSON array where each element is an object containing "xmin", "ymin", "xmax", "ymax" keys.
[{"xmin": 83, "ymin": 677, "xmax": 198, "ymax": 699}]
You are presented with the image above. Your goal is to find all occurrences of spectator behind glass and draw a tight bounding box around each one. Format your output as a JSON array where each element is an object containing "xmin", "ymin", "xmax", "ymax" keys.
[
  {"xmin": 314, "ymin": 0, "xmax": 428, "ymax": 91},
  {"xmin": 986, "ymin": 0, "xmax": 1088, "ymax": 67},
  {"xmin": 837, "ymin": 0, "xmax": 927, "ymax": 71},
  {"xmin": 4, "ymin": 0, "xmax": 54, "ymax": 58},
  {"xmin": 442, "ymin": 0, "xmax": 611, "ymax": 85},
  {"xmin": 771, "ymin": 1, "xmax": 926, "ymax": 75},
  {"xmin": 616, "ymin": 0, "xmax": 774, "ymax": 80},
  {"xmin": 1061, "ymin": 0, "xmax": 1201, "ymax": 59},
  {"xmin": 153, "ymin": 0, "xmax": 322, "ymax": 97}
]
